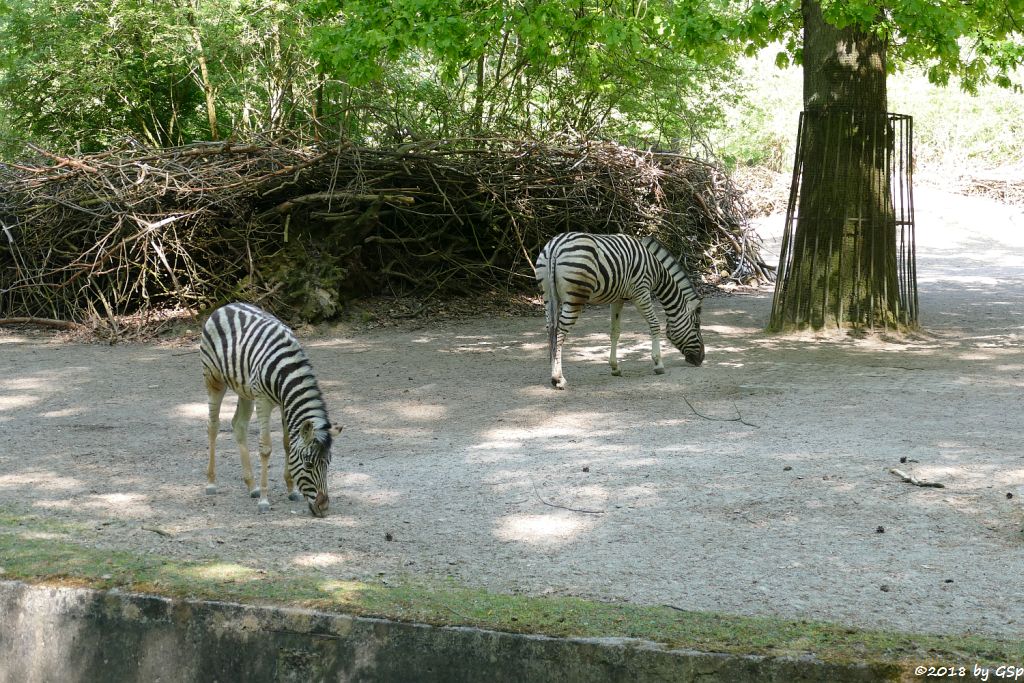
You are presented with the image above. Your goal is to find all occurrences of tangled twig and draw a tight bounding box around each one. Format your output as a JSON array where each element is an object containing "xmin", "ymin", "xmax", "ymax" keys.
[
  {"xmin": 681, "ymin": 395, "xmax": 758, "ymax": 428},
  {"xmin": 531, "ymin": 479, "xmax": 606, "ymax": 515},
  {"xmin": 1, "ymin": 136, "xmax": 772, "ymax": 328}
]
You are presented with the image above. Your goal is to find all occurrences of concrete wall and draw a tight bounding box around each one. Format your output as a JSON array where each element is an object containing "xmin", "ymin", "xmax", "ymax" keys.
[{"xmin": 0, "ymin": 581, "xmax": 899, "ymax": 682}]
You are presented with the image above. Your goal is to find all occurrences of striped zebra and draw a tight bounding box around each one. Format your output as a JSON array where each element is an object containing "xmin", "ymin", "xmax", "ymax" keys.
[
  {"xmin": 536, "ymin": 232, "xmax": 705, "ymax": 389},
  {"xmin": 200, "ymin": 302, "xmax": 341, "ymax": 516}
]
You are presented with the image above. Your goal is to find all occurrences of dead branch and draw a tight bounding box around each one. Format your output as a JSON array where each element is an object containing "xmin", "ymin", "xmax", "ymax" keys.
[
  {"xmin": 681, "ymin": 395, "xmax": 758, "ymax": 428},
  {"xmin": 531, "ymin": 480, "xmax": 606, "ymax": 514},
  {"xmin": 889, "ymin": 468, "xmax": 945, "ymax": 488},
  {"xmin": 0, "ymin": 317, "xmax": 84, "ymax": 330}
]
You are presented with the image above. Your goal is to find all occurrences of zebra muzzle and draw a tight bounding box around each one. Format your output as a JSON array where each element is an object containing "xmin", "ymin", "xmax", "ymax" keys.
[{"xmin": 309, "ymin": 492, "xmax": 329, "ymax": 517}]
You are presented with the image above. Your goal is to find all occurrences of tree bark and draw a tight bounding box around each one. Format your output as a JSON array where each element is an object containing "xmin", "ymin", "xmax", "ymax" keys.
[
  {"xmin": 769, "ymin": 0, "xmax": 905, "ymax": 331},
  {"xmin": 473, "ymin": 53, "xmax": 486, "ymax": 133},
  {"xmin": 184, "ymin": 0, "xmax": 219, "ymax": 141}
]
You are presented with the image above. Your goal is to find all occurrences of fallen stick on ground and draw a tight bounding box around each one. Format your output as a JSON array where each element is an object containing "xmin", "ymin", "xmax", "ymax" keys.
[
  {"xmin": 0, "ymin": 317, "xmax": 83, "ymax": 330},
  {"xmin": 889, "ymin": 468, "xmax": 945, "ymax": 488}
]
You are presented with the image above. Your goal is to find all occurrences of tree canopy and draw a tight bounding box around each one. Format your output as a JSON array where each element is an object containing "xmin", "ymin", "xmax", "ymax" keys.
[{"xmin": 2, "ymin": 0, "xmax": 1020, "ymax": 156}]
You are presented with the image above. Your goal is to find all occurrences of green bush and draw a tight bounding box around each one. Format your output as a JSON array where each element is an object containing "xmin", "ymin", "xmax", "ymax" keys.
[{"xmin": 712, "ymin": 50, "xmax": 1024, "ymax": 177}]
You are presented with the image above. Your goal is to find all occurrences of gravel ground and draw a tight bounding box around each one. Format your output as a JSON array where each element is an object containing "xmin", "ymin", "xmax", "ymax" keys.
[{"xmin": 1, "ymin": 184, "xmax": 1022, "ymax": 640}]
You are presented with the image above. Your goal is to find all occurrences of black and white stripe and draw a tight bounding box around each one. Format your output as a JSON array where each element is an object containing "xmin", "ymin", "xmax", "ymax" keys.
[
  {"xmin": 200, "ymin": 302, "xmax": 340, "ymax": 516},
  {"xmin": 535, "ymin": 232, "xmax": 704, "ymax": 389}
]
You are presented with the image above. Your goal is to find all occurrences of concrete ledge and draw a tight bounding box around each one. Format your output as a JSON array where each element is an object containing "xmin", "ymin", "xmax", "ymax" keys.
[{"xmin": 0, "ymin": 580, "xmax": 899, "ymax": 682}]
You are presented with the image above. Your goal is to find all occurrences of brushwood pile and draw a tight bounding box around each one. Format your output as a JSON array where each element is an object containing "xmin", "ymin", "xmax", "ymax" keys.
[{"xmin": 0, "ymin": 137, "xmax": 772, "ymax": 324}]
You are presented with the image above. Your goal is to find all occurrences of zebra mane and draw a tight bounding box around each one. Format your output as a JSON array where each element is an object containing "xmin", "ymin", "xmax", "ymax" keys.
[
  {"xmin": 640, "ymin": 236, "xmax": 701, "ymax": 312},
  {"xmin": 313, "ymin": 426, "xmax": 334, "ymax": 463}
]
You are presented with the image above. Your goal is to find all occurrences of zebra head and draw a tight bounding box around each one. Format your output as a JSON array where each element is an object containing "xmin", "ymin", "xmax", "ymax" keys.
[
  {"xmin": 294, "ymin": 419, "xmax": 342, "ymax": 517},
  {"xmin": 667, "ymin": 300, "xmax": 705, "ymax": 367}
]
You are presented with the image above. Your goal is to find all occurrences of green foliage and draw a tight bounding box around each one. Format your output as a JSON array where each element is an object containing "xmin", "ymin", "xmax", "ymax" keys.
[
  {"xmin": 736, "ymin": 0, "xmax": 1024, "ymax": 92},
  {"xmin": 711, "ymin": 50, "xmax": 800, "ymax": 170},
  {"xmin": 308, "ymin": 0, "xmax": 742, "ymax": 146},
  {"xmin": 0, "ymin": 0, "xmax": 202, "ymax": 152},
  {"xmin": 712, "ymin": 49, "xmax": 1024, "ymax": 175},
  {"xmin": 0, "ymin": 0, "xmax": 1020, "ymax": 159},
  {"xmin": 0, "ymin": 0, "xmax": 324, "ymax": 154},
  {"xmin": 889, "ymin": 71, "xmax": 1024, "ymax": 170}
]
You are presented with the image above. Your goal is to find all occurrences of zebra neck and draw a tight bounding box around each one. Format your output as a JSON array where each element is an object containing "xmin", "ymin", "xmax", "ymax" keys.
[
  {"xmin": 279, "ymin": 371, "xmax": 329, "ymax": 434},
  {"xmin": 640, "ymin": 236, "xmax": 699, "ymax": 309},
  {"xmin": 652, "ymin": 260, "xmax": 699, "ymax": 312}
]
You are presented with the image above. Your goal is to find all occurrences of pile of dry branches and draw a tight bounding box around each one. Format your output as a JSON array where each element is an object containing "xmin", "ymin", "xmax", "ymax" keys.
[
  {"xmin": 1, "ymin": 137, "xmax": 771, "ymax": 324},
  {"xmin": 961, "ymin": 175, "xmax": 1024, "ymax": 205},
  {"xmin": 730, "ymin": 166, "xmax": 793, "ymax": 217}
]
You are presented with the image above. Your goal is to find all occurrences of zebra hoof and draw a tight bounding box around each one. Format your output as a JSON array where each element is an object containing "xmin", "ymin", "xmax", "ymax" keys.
[
  {"xmin": 654, "ymin": 367, "xmax": 666, "ymax": 375},
  {"xmin": 257, "ymin": 501, "xmax": 271, "ymax": 514},
  {"xmin": 205, "ymin": 484, "xmax": 217, "ymax": 495},
  {"xmin": 288, "ymin": 492, "xmax": 301, "ymax": 502},
  {"xmin": 610, "ymin": 368, "xmax": 622, "ymax": 377},
  {"xmin": 249, "ymin": 488, "xmax": 261, "ymax": 498},
  {"xmin": 551, "ymin": 377, "xmax": 566, "ymax": 390}
]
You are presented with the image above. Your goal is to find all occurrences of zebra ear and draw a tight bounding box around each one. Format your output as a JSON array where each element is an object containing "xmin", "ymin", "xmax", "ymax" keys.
[{"xmin": 300, "ymin": 419, "xmax": 316, "ymax": 444}]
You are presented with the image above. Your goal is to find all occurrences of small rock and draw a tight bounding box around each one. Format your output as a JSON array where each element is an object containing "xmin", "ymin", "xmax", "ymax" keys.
[
  {"xmin": 385, "ymin": 532, "xmax": 394, "ymax": 542},
  {"xmin": 876, "ymin": 526, "xmax": 885, "ymax": 534},
  {"xmin": 783, "ymin": 466, "xmax": 792, "ymax": 471},
  {"xmin": 582, "ymin": 466, "xmax": 590, "ymax": 473},
  {"xmin": 880, "ymin": 585, "xmax": 890, "ymax": 592}
]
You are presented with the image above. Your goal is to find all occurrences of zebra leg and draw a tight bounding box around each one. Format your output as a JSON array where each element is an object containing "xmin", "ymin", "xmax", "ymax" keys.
[
  {"xmin": 282, "ymin": 415, "xmax": 301, "ymax": 501},
  {"xmin": 231, "ymin": 397, "xmax": 259, "ymax": 498},
  {"xmin": 204, "ymin": 373, "xmax": 226, "ymax": 495},
  {"xmin": 552, "ymin": 302, "xmax": 582, "ymax": 389},
  {"xmin": 255, "ymin": 399, "xmax": 274, "ymax": 513},
  {"xmin": 634, "ymin": 294, "xmax": 666, "ymax": 375},
  {"xmin": 609, "ymin": 300, "xmax": 624, "ymax": 376}
]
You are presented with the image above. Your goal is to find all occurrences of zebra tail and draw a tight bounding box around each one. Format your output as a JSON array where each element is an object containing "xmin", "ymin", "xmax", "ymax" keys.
[{"xmin": 546, "ymin": 252, "xmax": 559, "ymax": 365}]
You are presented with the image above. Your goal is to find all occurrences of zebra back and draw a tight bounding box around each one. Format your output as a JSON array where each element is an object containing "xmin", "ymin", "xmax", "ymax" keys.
[
  {"xmin": 200, "ymin": 302, "xmax": 334, "ymax": 464},
  {"xmin": 536, "ymin": 232, "xmax": 700, "ymax": 309},
  {"xmin": 536, "ymin": 232, "xmax": 657, "ymax": 305}
]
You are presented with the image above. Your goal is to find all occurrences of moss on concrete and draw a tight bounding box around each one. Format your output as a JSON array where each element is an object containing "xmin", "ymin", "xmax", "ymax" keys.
[{"xmin": 1, "ymin": 506, "xmax": 1018, "ymax": 673}]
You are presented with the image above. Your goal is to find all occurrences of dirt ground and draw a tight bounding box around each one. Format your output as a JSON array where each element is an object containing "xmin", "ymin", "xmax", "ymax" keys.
[{"xmin": 1, "ymin": 184, "xmax": 1022, "ymax": 641}]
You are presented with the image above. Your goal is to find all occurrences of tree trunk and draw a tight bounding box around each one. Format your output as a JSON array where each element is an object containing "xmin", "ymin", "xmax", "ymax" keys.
[
  {"xmin": 473, "ymin": 53, "xmax": 486, "ymax": 133},
  {"xmin": 769, "ymin": 0, "xmax": 904, "ymax": 331},
  {"xmin": 185, "ymin": 0, "xmax": 219, "ymax": 141}
]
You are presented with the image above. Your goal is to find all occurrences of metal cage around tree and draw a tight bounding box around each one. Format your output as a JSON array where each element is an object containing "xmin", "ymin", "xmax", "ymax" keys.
[{"xmin": 770, "ymin": 110, "xmax": 918, "ymax": 331}]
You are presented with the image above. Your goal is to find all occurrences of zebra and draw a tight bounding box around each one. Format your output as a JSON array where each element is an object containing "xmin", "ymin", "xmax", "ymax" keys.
[
  {"xmin": 535, "ymin": 232, "xmax": 705, "ymax": 389},
  {"xmin": 199, "ymin": 302, "xmax": 341, "ymax": 516}
]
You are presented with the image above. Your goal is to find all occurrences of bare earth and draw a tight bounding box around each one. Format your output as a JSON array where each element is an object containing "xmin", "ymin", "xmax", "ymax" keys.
[{"xmin": 1, "ymin": 184, "xmax": 1022, "ymax": 640}]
